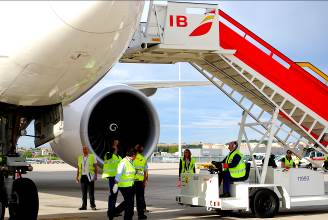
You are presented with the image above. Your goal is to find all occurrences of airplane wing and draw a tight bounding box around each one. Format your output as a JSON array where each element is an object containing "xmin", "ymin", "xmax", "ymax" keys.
[
  {"xmin": 125, "ymin": 81, "xmax": 212, "ymax": 89},
  {"xmin": 124, "ymin": 81, "xmax": 212, "ymax": 96}
]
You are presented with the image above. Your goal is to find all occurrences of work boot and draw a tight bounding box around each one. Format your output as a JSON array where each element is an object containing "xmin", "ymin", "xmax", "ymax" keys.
[{"xmin": 91, "ymin": 206, "xmax": 97, "ymax": 210}]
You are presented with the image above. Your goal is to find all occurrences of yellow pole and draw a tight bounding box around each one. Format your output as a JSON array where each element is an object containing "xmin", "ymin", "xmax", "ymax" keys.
[{"xmin": 296, "ymin": 62, "xmax": 328, "ymax": 83}]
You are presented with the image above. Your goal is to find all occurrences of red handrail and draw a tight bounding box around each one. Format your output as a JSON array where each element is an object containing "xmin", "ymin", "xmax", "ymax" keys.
[
  {"xmin": 218, "ymin": 10, "xmax": 295, "ymax": 67},
  {"xmin": 218, "ymin": 10, "xmax": 328, "ymax": 87}
]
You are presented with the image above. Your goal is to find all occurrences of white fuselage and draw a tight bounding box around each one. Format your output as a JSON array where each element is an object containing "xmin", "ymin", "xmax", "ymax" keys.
[{"xmin": 0, "ymin": 1, "xmax": 144, "ymax": 106}]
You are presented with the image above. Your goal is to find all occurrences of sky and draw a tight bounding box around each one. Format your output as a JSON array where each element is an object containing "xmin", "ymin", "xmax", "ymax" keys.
[{"xmin": 18, "ymin": 1, "xmax": 328, "ymax": 148}]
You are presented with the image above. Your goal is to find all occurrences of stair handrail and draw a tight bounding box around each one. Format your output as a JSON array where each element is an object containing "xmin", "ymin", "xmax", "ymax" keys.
[
  {"xmin": 219, "ymin": 10, "xmax": 328, "ymax": 88},
  {"xmin": 218, "ymin": 10, "xmax": 294, "ymax": 67}
]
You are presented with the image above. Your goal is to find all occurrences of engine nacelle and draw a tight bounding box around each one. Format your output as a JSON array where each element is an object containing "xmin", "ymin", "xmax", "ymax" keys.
[{"xmin": 50, "ymin": 85, "xmax": 160, "ymax": 167}]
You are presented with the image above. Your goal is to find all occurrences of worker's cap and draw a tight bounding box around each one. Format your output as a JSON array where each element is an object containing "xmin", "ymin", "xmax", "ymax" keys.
[{"xmin": 225, "ymin": 141, "xmax": 238, "ymax": 146}]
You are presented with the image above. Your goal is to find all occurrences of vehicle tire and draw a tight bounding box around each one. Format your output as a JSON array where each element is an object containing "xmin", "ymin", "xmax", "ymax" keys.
[
  {"xmin": 9, "ymin": 178, "xmax": 39, "ymax": 220},
  {"xmin": 250, "ymin": 188, "xmax": 279, "ymax": 218},
  {"xmin": 307, "ymin": 163, "xmax": 313, "ymax": 169}
]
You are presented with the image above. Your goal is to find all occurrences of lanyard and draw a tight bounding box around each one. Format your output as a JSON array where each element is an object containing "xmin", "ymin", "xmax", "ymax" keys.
[
  {"xmin": 185, "ymin": 159, "xmax": 190, "ymax": 171},
  {"xmin": 83, "ymin": 155, "xmax": 89, "ymax": 171}
]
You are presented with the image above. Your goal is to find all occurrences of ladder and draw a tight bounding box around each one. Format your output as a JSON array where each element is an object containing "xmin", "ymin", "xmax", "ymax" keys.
[{"xmin": 120, "ymin": 2, "xmax": 328, "ymax": 156}]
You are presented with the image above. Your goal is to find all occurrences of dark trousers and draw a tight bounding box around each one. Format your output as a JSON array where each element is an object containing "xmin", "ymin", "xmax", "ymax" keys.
[
  {"xmin": 107, "ymin": 177, "xmax": 118, "ymax": 218},
  {"xmin": 217, "ymin": 164, "xmax": 227, "ymax": 193},
  {"xmin": 222, "ymin": 171, "xmax": 231, "ymax": 194},
  {"xmin": 135, "ymin": 181, "xmax": 146, "ymax": 216},
  {"xmin": 324, "ymin": 161, "xmax": 328, "ymax": 170},
  {"xmin": 116, "ymin": 182, "xmax": 146, "ymax": 217},
  {"xmin": 219, "ymin": 171, "xmax": 239, "ymax": 194},
  {"xmin": 119, "ymin": 186, "xmax": 135, "ymax": 220},
  {"xmin": 80, "ymin": 175, "xmax": 96, "ymax": 208}
]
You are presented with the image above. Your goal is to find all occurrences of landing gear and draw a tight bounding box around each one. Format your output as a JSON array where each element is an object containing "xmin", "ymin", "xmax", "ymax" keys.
[
  {"xmin": 0, "ymin": 157, "xmax": 38, "ymax": 220},
  {"xmin": 9, "ymin": 178, "xmax": 39, "ymax": 220},
  {"xmin": 0, "ymin": 102, "xmax": 62, "ymax": 220},
  {"xmin": 0, "ymin": 102, "xmax": 64, "ymax": 220},
  {"xmin": 250, "ymin": 189, "xmax": 279, "ymax": 218}
]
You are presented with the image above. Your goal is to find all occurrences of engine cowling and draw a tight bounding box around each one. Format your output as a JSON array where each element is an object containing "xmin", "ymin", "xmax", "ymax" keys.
[{"xmin": 50, "ymin": 85, "xmax": 160, "ymax": 167}]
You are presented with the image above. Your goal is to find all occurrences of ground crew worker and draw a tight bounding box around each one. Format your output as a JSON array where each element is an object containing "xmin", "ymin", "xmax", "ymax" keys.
[
  {"xmin": 293, "ymin": 155, "xmax": 300, "ymax": 168},
  {"xmin": 76, "ymin": 146, "xmax": 98, "ymax": 210},
  {"xmin": 220, "ymin": 141, "xmax": 246, "ymax": 198},
  {"xmin": 179, "ymin": 149, "xmax": 195, "ymax": 184},
  {"xmin": 281, "ymin": 150, "xmax": 295, "ymax": 169},
  {"xmin": 262, "ymin": 154, "xmax": 277, "ymax": 168},
  {"xmin": 115, "ymin": 144, "xmax": 149, "ymax": 219},
  {"xmin": 102, "ymin": 140, "xmax": 122, "ymax": 219},
  {"xmin": 323, "ymin": 155, "xmax": 328, "ymax": 170},
  {"xmin": 133, "ymin": 144, "xmax": 148, "ymax": 219},
  {"xmin": 113, "ymin": 148, "xmax": 137, "ymax": 220}
]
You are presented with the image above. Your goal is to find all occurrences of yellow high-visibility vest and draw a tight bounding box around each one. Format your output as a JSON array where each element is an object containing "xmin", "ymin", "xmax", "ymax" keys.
[
  {"xmin": 117, "ymin": 158, "xmax": 135, "ymax": 188},
  {"xmin": 225, "ymin": 150, "xmax": 246, "ymax": 178},
  {"xmin": 102, "ymin": 153, "xmax": 122, "ymax": 179},
  {"xmin": 180, "ymin": 157, "xmax": 195, "ymax": 184},
  {"xmin": 133, "ymin": 153, "xmax": 146, "ymax": 181},
  {"xmin": 78, "ymin": 154, "xmax": 95, "ymax": 179},
  {"xmin": 324, "ymin": 155, "xmax": 328, "ymax": 162},
  {"xmin": 283, "ymin": 156, "xmax": 294, "ymax": 168},
  {"xmin": 180, "ymin": 157, "xmax": 195, "ymax": 174}
]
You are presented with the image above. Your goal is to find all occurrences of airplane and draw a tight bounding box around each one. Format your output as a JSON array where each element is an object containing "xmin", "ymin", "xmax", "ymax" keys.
[
  {"xmin": 0, "ymin": 1, "xmax": 327, "ymax": 219},
  {"xmin": 0, "ymin": 2, "xmax": 211, "ymax": 219}
]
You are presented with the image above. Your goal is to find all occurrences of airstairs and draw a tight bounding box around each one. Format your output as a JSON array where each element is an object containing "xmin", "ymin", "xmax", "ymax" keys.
[{"xmin": 120, "ymin": 2, "xmax": 328, "ymax": 157}]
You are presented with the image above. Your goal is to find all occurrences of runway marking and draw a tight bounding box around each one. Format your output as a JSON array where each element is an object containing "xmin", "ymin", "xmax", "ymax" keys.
[
  {"xmin": 39, "ymin": 218, "xmax": 88, "ymax": 220},
  {"xmin": 148, "ymin": 208, "xmax": 185, "ymax": 214},
  {"xmin": 156, "ymin": 214, "xmax": 221, "ymax": 220}
]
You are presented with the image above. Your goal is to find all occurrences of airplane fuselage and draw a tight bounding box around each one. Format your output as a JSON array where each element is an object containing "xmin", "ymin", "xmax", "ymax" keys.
[{"xmin": 0, "ymin": 1, "xmax": 144, "ymax": 106}]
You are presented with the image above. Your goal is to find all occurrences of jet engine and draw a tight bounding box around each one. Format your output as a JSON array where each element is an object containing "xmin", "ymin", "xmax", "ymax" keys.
[{"xmin": 50, "ymin": 85, "xmax": 160, "ymax": 167}]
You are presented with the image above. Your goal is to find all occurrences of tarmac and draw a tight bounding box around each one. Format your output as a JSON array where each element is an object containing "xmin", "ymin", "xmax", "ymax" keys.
[{"xmin": 4, "ymin": 163, "xmax": 328, "ymax": 220}]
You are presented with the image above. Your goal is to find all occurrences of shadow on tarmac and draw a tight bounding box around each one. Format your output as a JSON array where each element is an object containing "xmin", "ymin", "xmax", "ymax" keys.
[{"xmin": 32, "ymin": 208, "xmax": 328, "ymax": 220}]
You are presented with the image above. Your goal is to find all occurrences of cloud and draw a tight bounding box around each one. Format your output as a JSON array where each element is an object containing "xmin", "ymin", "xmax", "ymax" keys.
[
  {"xmin": 150, "ymin": 88, "xmax": 179, "ymax": 103},
  {"xmin": 219, "ymin": 1, "xmax": 328, "ymax": 68},
  {"xmin": 161, "ymin": 109, "xmax": 240, "ymax": 128},
  {"xmin": 187, "ymin": 114, "xmax": 240, "ymax": 129},
  {"xmin": 103, "ymin": 68, "xmax": 131, "ymax": 81},
  {"xmin": 105, "ymin": 63, "xmax": 182, "ymax": 81}
]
